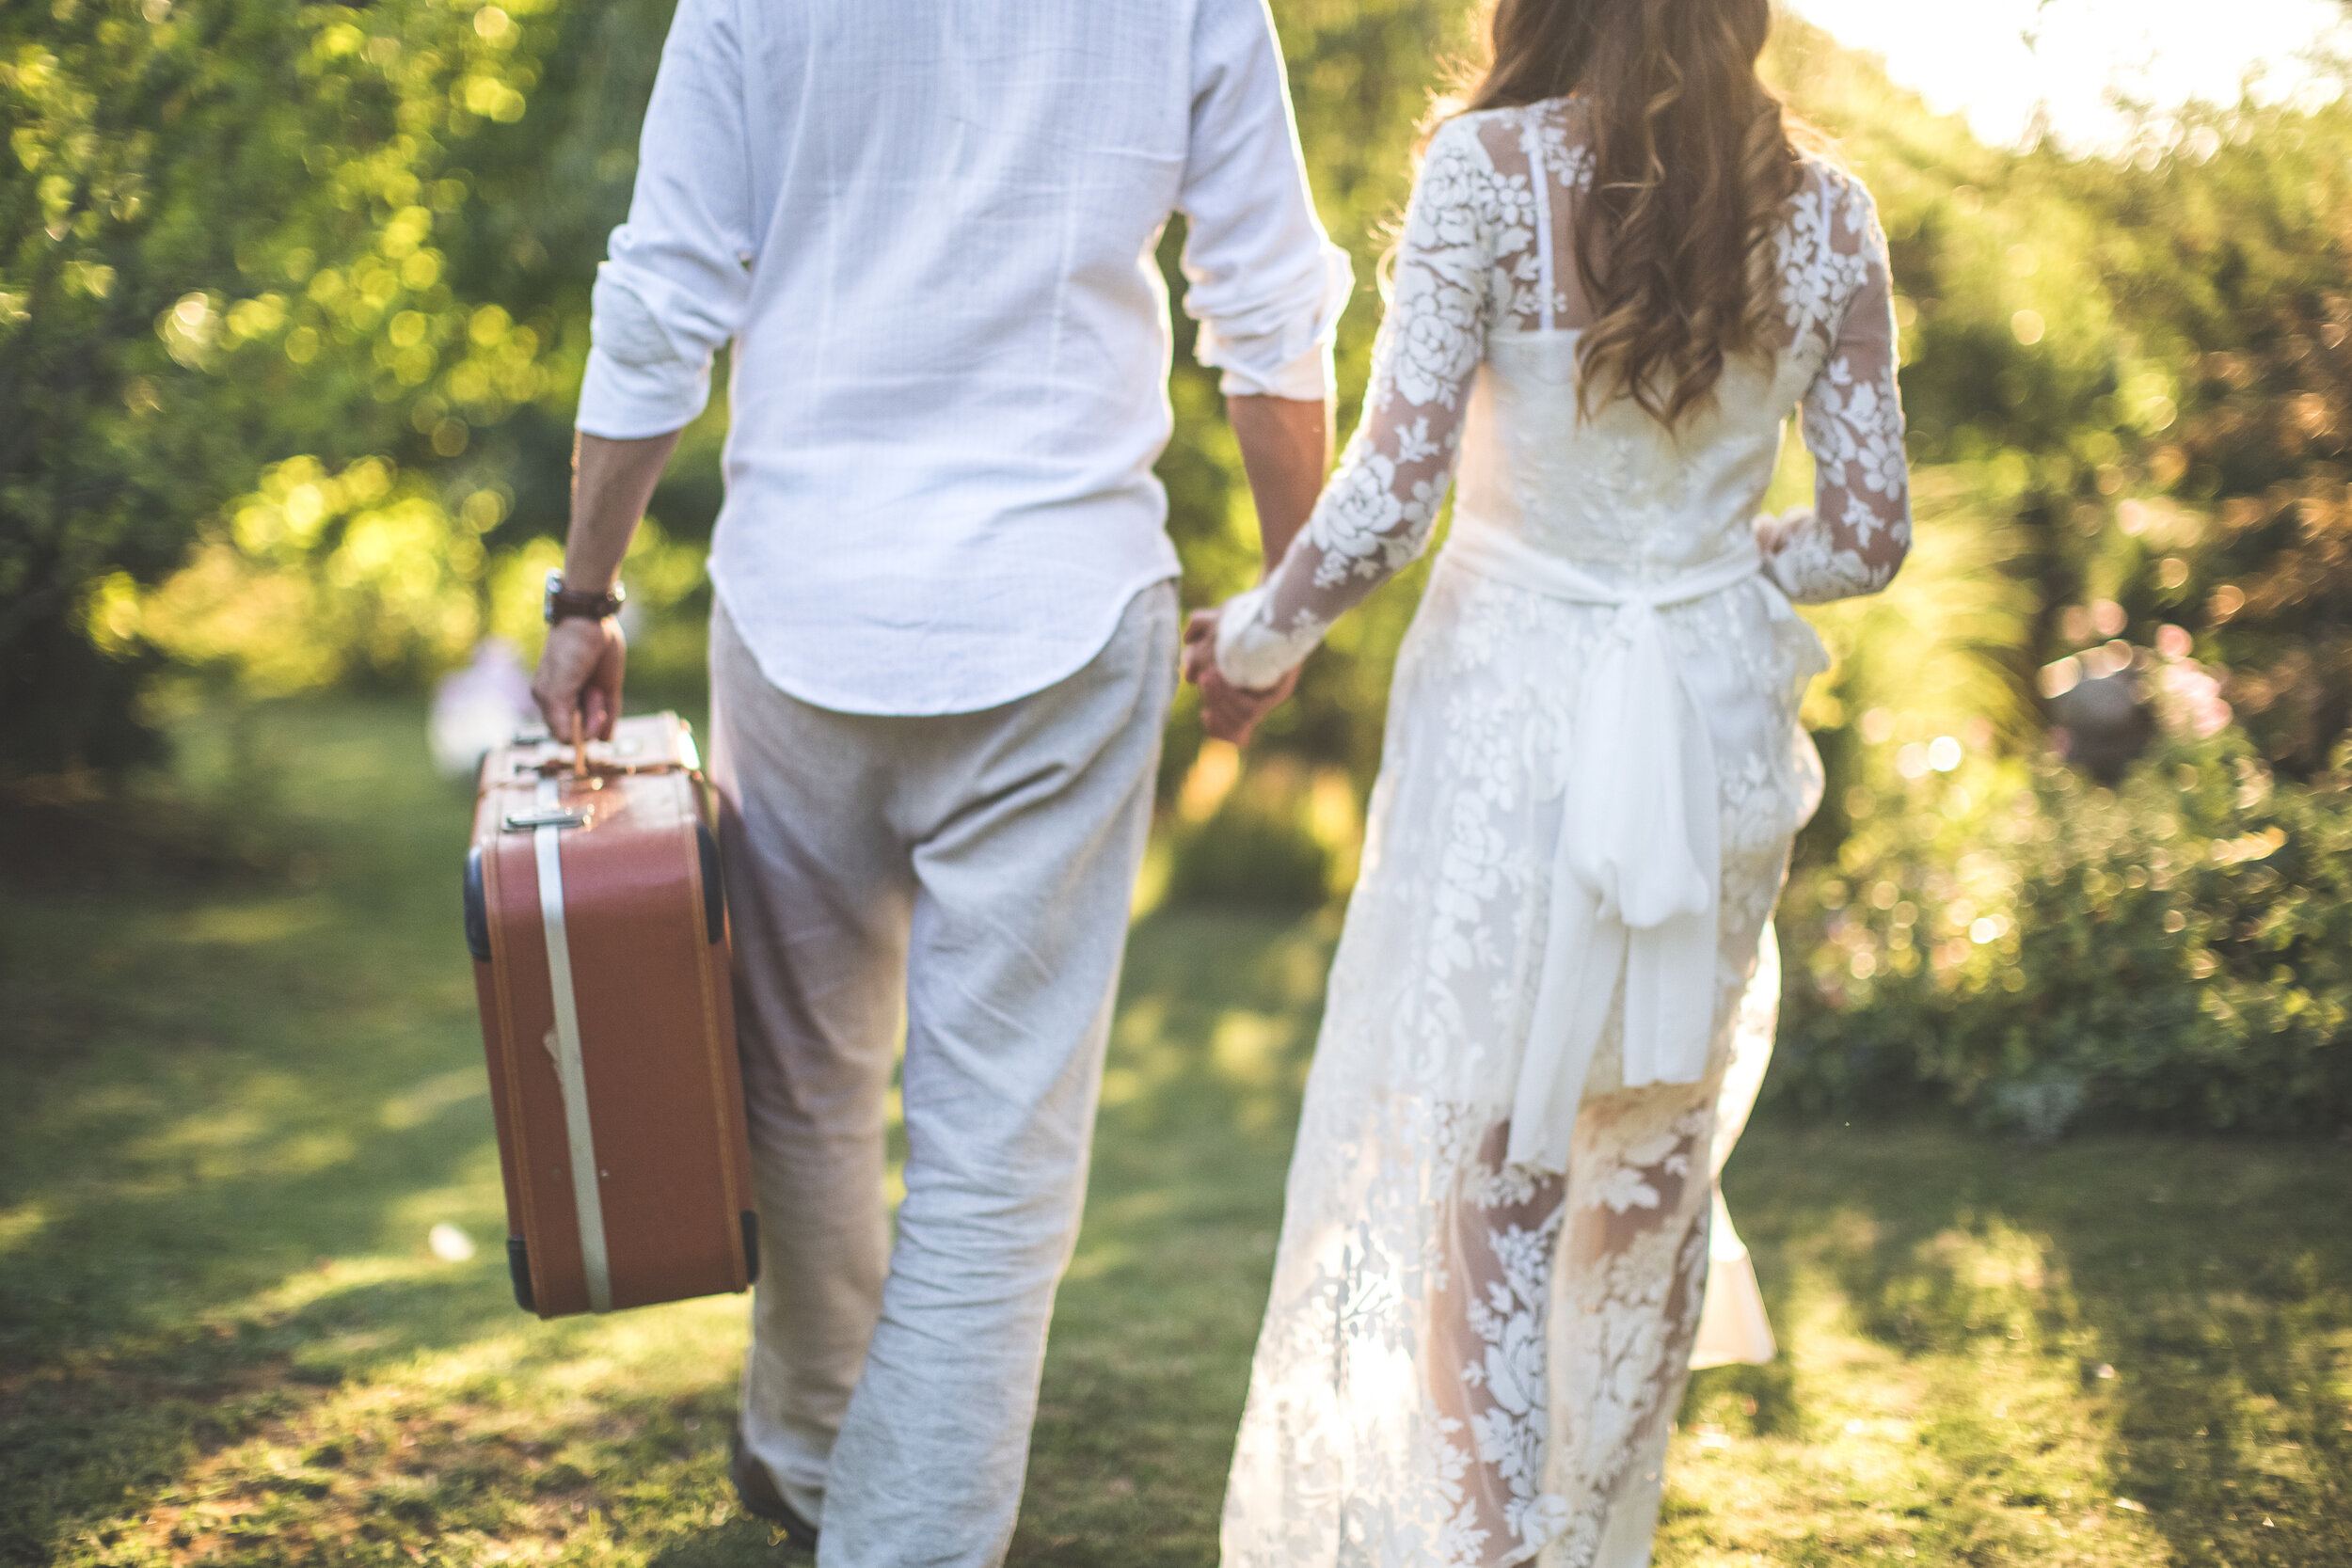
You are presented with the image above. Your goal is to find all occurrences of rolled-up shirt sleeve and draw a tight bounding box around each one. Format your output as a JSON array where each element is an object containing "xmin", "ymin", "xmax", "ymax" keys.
[
  {"xmin": 576, "ymin": 0, "xmax": 755, "ymax": 439},
  {"xmin": 1179, "ymin": 0, "xmax": 1353, "ymax": 402}
]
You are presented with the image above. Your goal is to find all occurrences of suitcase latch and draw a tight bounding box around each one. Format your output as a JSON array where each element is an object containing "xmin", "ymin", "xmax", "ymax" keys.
[{"xmin": 503, "ymin": 806, "xmax": 592, "ymax": 832}]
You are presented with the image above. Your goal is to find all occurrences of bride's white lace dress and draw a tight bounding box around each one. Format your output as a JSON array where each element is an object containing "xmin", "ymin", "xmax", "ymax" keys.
[{"xmin": 1211, "ymin": 98, "xmax": 1911, "ymax": 1568}]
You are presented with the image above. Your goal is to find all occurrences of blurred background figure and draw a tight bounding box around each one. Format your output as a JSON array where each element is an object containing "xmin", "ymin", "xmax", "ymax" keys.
[
  {"xmin": 428, "ymin": 638, "xmax": 536, "ymax": 779},
  {"xmin": 2042, "ymin": 645, "xmax": 2153, "ymax": 785},
  {"xmin": 2041, "ymin": 623, "xmax": 2233, "ymax": 786}
]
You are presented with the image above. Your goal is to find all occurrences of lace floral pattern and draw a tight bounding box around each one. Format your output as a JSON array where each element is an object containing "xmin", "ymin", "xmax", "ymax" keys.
[
  {"xmin": 1220, "ymin": 98, "xmax": 1909, "ymax": 1568},
  {"xmin": 1760, "ymin": 175, "xmax": 1913, "ymax": 604},
  {"xmin": 1428, "ymin": 1129, "xmax": 1571, "ymax": 1560}
]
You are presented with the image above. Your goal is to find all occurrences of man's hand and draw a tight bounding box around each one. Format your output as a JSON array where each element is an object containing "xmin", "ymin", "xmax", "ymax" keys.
[
  {"xmin": 1183, "ymin": 609, "xmax": 1295, "ymax": 747},
  {"xmin": 1187, "ymin": 393, "xmax": 1326, "ymax": 748},
  {"xmin": 532, "ymin": 615, "xmax": 628, "ymax": 744},
  {"xmin": 1754, "ymin": 508, "xmax": 1803, "ymax": 556}
]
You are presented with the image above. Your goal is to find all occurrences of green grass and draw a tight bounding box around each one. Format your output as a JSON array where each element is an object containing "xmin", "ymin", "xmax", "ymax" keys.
[{"xmin": 2, "ymin": 699, "xmax": 2347, "ymax": 1566}]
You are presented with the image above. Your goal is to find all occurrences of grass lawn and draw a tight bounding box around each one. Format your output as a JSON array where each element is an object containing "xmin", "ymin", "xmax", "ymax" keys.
[{"xmin": 2, "ymin": 698, "xmax": 2347, "ymax": 1566}]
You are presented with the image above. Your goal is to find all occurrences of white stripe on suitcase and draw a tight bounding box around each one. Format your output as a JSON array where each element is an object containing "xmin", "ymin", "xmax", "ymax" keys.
[{"xmin": 534, "ymin": 777, "xmax": 613, "ymax": 1313}]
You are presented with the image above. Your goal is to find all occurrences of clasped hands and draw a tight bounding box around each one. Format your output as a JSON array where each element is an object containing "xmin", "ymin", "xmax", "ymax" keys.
[{"xmin": 1182, "ymin": 608, "xmax": 1296, "ymax": 748}]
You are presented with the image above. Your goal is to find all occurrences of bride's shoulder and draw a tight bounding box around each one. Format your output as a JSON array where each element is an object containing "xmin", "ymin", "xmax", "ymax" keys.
[
  {"xmin": 1788, "ymin": 150, "xmax": 1883, "ymax": 234},
  {"xmin": 1772, "ymin": 154, "xmax": 1891, "ymax": 301},
  {"xmin": 1409, "ymin": 109, "xmax": 1519, "ymax": 215},
  {"xmin": 1422, "ymin": 106, "xmax": 1511, "ymax": 168}
]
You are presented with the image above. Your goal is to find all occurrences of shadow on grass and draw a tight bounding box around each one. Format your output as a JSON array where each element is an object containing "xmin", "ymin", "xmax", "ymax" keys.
[
  {"xmin": 0, "ymin": 700, "xmax": 541, "ymax": 1560},
  {"xmin": 1009, "ymin": 904, "xmax": 1333, "ymax": 1566},
  {"xmin": 1693, "ymin": 1123, "xmax": 2352, "ymax": 1566},
  {"xmin": 0, "ymin": 694, "xmax": 1331, "ymax": 1567}
]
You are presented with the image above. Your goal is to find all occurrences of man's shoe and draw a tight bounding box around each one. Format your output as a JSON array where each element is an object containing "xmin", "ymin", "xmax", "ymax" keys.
[{"xmin": 729, "ymin": 1427, "xmax": 820, "ymax": 1550}]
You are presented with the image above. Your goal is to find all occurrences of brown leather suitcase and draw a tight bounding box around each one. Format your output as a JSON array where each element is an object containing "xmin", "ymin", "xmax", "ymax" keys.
[{"xmin": 462, "ymin": 711, "xmax": 757, "ymax": 1317}]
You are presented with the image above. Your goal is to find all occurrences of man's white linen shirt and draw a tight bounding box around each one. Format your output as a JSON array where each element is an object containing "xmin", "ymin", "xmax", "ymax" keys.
[{"xmin": 578, "ymin": 0, "xmax": 1352, "ymax": 715}]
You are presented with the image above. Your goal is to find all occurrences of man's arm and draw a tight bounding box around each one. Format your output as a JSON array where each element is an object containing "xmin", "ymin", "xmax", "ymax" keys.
[
  {"xmin": 1230, "ymin": 390, "xmax": 1330, "ymax": 564},
  {"xmin": 1171, "ymin": 0, "xmax": 1349, "ymax": 745},
  {"xmin": 539, "ymin": 0, "xmax": 749, "ymax": 742},
  {"xmin": 1183, "ymin": 391, "xmax": 1330, "ymax": 745},
  {"xmin": 531, "ymin": 429, "xmax": 683, "ymax": 742}
]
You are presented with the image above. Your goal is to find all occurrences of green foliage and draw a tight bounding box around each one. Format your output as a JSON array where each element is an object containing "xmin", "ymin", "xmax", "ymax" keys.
[
  {"xmin": 2071, "ymin": 93, "xmax": 2352, "ymax": 772},
  {"xmin": 0, "ymin": 0, "xmax": 677, "ymax": 770},
  {"xmin": 1773, "ymin": 722, "xmax": 2352, "ymax": 1134},
  {"xmin": 1724, "ymin": 27, "xmax": 2352, "ymax": 1134},
  {"xmin": 1768, "ymin": 40, "xmax": 2352, "ymax": 776},
  {"xmin": 1164, "ymin": 763, "xmax": 1337, "ymax": 911}
]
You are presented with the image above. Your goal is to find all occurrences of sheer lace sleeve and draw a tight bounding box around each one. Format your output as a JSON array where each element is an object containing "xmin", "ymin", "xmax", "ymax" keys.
[
  {"xmin": 1759, "ymin": 173, "xmax": 1912, "ymax": 605},
  {"xmin": 1213, "ymin": 115, "xmax": 1515, "ymax": 689}
]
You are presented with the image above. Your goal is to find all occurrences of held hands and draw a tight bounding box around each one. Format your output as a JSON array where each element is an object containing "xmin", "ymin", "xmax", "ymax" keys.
[
  {"xmin": 532, "ymin": 616, "xmax": 628, "ymax": 746},
  {"xmin": 1753, "ymin": 508, "xmax": 1804, "ymax": 557},
  {"xmin": 1183, "ymin": 608, "xmax": 1296, "ymax": 747}
]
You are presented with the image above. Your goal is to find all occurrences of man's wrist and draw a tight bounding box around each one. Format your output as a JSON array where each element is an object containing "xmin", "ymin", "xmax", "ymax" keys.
[{"xmin": 544, "ymin": 570, "xmax": 627, "ymax": 625}]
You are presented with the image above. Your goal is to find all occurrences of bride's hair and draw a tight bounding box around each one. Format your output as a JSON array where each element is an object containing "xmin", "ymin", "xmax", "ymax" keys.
[{"xmin": 1455, "ymin": 0, "xmax": 1807, "ymax": 425}]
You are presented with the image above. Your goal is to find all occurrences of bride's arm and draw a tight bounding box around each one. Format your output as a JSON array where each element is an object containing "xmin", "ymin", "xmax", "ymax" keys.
[
  {"xmin": 1211, "ymin": 114, "xmax": 1510, "ymax": 690},
  {"xmin": 1761, "ymin": 177, "xmax": 1913, "ymax": 604}
]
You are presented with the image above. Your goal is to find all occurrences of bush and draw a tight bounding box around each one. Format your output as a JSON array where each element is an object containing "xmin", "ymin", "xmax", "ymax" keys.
[
  {"xmin": 1160, "ymin": 745, "xmax": 1359, "ymax": 911},
  {"xmin": 1773, "ymin": 725, "xmax": 2352, "ymax": 1135}
]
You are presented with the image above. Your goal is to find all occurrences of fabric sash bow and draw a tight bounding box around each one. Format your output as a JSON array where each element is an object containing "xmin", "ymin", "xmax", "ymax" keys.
[{"xmin": 1446, "ymin": 524, "xmax": 1772, "ymax": 1173}]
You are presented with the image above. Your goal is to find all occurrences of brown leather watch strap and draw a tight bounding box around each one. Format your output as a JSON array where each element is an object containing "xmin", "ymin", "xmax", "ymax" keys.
[{"xmin": 544, "ymin": 570, "xmax": 627, "ymax": 625}]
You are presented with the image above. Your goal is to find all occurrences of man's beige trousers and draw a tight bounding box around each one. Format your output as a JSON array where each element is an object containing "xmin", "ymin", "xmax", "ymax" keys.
[{"xmin": 708, "ymin": 584, "xmax": 1177, "ymax": 1568}]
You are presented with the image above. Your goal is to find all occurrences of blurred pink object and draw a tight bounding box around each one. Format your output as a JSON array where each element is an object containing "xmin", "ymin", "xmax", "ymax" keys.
[
  {"xmin": 430, "ymin": 638, "xmax": 538, "ymax": 778},
  {"xmin": 2154, "ymin": 656, "xmax": 2232, "ymax": 740}
]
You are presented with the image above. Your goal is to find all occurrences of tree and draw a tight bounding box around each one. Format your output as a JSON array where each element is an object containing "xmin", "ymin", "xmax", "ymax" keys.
[
  {"xmin": 0, "ymin": 0, "xmax": 615, "ymax": 772},
  {"xmin": 2075, "ymin": 91, "xmax": 2352, "ymax": 771}
]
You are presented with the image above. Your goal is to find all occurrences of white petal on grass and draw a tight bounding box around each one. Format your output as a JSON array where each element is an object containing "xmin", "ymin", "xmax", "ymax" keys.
[{"xmin": 428, "ymin": 1222, "xmax": 477, "ymax": 1262}]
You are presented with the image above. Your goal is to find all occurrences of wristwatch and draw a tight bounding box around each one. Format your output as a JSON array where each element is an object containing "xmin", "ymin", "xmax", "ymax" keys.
[{"xmin": 544, "ymin": 570, "xmax": 626, "ymax": 625}]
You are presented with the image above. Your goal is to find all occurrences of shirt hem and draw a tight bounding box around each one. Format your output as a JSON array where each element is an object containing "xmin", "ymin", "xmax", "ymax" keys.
[{"xmin": 708, "ymin": 566, "xmax": 1182, "ymax": 718}]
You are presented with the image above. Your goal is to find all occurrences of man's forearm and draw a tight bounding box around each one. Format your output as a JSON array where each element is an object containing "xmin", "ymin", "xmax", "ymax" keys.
[
  {"xmin": 530, "ymin": 429, "xmax": 679, "ymax": 744},
  {"xmin": 1227, "ymin": 392, "xmax": 1331, "ymax": 573},
  {"xmin": 565, "ymin": 429, "xmax": 685, "ymax": 590}
]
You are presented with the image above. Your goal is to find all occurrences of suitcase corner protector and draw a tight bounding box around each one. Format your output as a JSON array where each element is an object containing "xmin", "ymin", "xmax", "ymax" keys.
[{"xmin": 507, "ymin": 1235, "xmax": 539, "ymax": 1315}]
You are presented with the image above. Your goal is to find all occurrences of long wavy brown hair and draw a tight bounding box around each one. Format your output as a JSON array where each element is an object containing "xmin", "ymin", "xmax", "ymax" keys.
[{"xmin": 1454, "ymin": 0, "xmax": 1806, "ymax": 425}]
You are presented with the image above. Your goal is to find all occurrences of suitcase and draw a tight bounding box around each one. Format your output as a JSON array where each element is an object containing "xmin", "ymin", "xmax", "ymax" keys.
[{"xmin": 462, "ymin": 711, "xmax": 758, "ymax": 1317}]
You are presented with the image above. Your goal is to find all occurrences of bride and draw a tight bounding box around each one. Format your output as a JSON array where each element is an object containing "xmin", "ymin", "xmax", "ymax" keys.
[{"xmin": 1183, "ymin": 0, "xmax": 1911, "ymax": 1562}]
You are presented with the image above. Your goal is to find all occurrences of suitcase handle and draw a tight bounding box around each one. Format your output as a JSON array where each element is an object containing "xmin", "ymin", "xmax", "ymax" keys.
[{"xmin": 494, "ymin": 721, "xmax": 701, "ymax": 784}]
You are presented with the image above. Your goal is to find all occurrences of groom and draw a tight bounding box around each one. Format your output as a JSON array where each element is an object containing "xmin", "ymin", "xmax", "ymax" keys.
[{"xmin": 530, "ymin": 1, "xmax": 1343, "ymax": 1562}]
